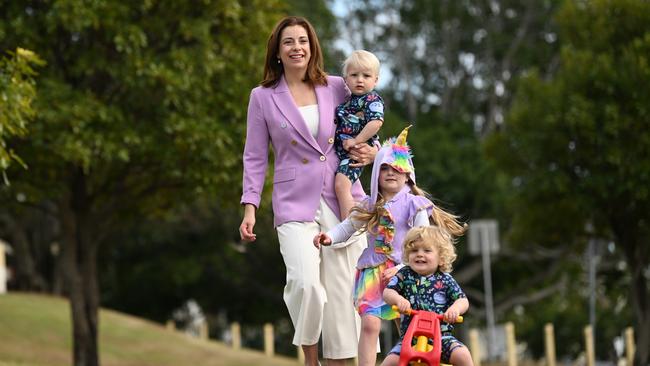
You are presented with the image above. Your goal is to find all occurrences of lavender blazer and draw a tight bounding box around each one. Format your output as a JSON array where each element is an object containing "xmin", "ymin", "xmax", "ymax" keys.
[{"xmin": 241, "ymin": 75, "xmax": 366, "ymax": 227}]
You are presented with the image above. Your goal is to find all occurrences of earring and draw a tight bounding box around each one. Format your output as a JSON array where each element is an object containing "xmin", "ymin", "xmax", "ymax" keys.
[{"xmin": 277, "ymin": 59, "xmax": 281, "ymax": 64}]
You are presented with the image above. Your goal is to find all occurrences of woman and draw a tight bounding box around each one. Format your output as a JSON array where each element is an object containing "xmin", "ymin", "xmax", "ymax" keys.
[{"xmin": 239, "ymin": 16, "xmax": 377, "ymax": 366}]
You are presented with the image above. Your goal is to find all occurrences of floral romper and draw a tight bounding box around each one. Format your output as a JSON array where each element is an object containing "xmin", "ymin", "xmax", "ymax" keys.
[{"xmin": 334, "ymin": 90, "xmax": 384, "ymax": 182}]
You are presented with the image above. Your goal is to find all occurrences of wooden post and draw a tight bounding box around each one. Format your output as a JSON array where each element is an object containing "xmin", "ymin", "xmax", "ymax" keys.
[
  {"xmin": 0, "ymin": 242, "xmax": 6, "ymax": 294},
  {"xmin": 625, "ymin": 327, "xmax": 635, "ymax": 366},
  {"xmin": 544, "ymin": 323, "xmax": 556, "ymax": 366},
  {"xmin": 231, "ymin": 322, "xmax": 241, "ymax": 350},
  {"xmin": 584, "ymin": 325, "xmax": 595, "ymax": 366},
  {"xmin": 199, "ymin": 320, "xmax": 209, "ymax": 340},
  {"xmin": 297, "ymin": 346, "xmax": 305, "ymax": 364},
  {"xmin": 505, "ymin": 322, "xmax": 517, "ymax": 366},
  {"xmin": 263, "ymin": 323, "xmax": 274, "ymax": 356},
  {"xmin": 469, "ymin": 328, "xmax": 482, "ymax": 366}
]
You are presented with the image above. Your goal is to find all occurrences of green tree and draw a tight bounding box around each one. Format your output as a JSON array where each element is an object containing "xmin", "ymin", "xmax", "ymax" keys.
[
  {"xmin": 0, "ymin": 47, "xmax": 42, "ymax": 180},
  {"xmin": 340, "ymin": 2, "xmax": 574, "ymax": 344},
  {"xmin": 485, "ymin": 0, "xmax": 650, "ymax": 363},
  {"xmin": 0, "ymin": 1, "xmax": 283, "ymax": 365},
  {"xmin": 340, "ymin": 0, "xmax": 561, "ymax": 133}
]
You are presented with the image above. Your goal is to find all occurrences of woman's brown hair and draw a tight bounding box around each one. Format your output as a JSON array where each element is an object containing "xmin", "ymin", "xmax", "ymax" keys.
[{"xmin": 261, "ymin": 16, "xmax": 328, "ymax": 88}]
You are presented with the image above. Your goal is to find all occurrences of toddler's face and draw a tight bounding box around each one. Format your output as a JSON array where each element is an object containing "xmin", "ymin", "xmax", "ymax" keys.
[
  {"xmin": 344, "ymin": 65, "xmax": 378, "ymax": 95},
  {"xmin": 407, "ymin": 243, "xmax": 439, "ymax": 276}
]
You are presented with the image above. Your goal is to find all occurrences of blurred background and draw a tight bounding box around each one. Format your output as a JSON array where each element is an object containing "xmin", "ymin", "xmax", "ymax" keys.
[{"xmin": 1, "ymin": 0, "xmax": 648, "ymax": 365}]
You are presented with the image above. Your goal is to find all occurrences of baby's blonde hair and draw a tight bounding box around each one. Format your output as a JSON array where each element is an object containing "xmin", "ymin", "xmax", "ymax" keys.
[
  {"xmin": 402, "ymin": 226, "xmax": 458, "ymax": 273},
  {"xmin": 342, "ymin": 50, "xmax": 380, "ymax": 77}
]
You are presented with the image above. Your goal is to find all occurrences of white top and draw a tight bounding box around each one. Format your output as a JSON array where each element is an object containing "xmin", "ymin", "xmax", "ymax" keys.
[{"xmin": 298, "ymin": 104, "xmax": 319, "ymax": 138}]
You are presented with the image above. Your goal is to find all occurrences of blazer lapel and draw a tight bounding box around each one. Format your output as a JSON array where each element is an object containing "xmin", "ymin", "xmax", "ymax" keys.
[
  {"xmin": 315, "ymin": 82, "xmax": 335, "ymax": 152},
  {"xmin": 271, "ymin": 76, "xmax": 321, "ymax": 153}
]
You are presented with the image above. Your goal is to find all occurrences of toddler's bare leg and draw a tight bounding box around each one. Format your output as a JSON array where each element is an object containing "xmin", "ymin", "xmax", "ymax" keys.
[
  {"xmin": 449, "ymin": 345, "xmax": 474, "ymax": 366},
  {"xmin": 380, "ymin": 353, "xmax": 399, "ymax": 366}
]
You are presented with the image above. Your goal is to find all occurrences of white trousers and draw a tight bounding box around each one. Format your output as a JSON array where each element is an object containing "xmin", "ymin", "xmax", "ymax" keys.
[{"xmin": 277, "ymin": 197, "xmax": 366, "ymax": 359}]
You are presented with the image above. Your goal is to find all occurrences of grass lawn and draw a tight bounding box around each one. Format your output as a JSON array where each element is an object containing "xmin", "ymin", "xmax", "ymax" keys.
[{"xmin": 0, "ymin": 292, "xmax": 299, "ymax": 366}]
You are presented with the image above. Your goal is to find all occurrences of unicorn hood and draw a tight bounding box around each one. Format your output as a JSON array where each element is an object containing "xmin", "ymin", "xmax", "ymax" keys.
[{"xmin": 369, "ymin": 125, "xmax": 416, "ymax": 207}]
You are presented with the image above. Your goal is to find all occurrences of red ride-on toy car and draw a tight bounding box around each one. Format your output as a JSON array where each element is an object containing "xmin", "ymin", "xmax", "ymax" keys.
[{"xmin": 392, "ymin": 305, "xmax": 463, "ymax": 366}]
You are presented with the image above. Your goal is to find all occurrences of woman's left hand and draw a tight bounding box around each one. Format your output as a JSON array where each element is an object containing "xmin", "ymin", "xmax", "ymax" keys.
[{"xmin": 348, "ymin": 143, "xmax": 378, "ymax": 167}]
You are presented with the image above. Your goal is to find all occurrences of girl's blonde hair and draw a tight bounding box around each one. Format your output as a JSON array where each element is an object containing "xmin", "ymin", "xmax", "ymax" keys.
[
  {"xmin": 402, "ymin": 226, "xmax": 457, "ymax": 272},
  {"xmin": 350, "ymin": 181, "xmax": 467, "ymax": 237},
  {"xmin": 342, "ymin": 50, "xmax": 380, "ymax": 77}
]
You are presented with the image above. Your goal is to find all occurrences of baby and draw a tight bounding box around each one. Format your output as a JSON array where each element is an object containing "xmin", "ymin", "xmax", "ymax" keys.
[{"xmin": 334, "ymin": 49, "xmax": 384, "ymax": 219}]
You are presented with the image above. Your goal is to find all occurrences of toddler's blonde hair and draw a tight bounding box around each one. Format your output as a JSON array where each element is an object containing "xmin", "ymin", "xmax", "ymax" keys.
[
  {"xmin": 342, "ymin": 50, "xmax": 380, "ymax": 77},
  {"xmin": 402, "ymin": 226, "xmax": 458, "ymax": 273}
]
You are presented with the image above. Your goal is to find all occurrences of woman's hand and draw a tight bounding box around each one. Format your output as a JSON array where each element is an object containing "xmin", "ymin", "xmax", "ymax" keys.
[
  {"xmin": 348, "ymin": 143, "xmax": 378, "ymax": 167},
  {"xmin": 239, "ymin": 204, "xmax": 257, "ymax": 242},
  {"xmin": 342, "ymin": 138, "xmax": 357, "ymax": 151}
]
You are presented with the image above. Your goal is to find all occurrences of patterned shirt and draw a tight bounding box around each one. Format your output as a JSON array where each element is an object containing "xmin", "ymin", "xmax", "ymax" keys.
[
  {"xmin": 386, "ymin": 267, "xmax": 466, "ymax": 336},
  {"xmin": 334, "ymin": 90, "xmax": 384, "ymax": 145}
]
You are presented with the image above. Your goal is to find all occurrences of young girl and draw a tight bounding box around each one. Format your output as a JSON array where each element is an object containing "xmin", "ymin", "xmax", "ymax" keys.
[
  {"xmin": 313, "ymin": 126, "xmax": 466, "ymax": 366},
  {"xmin": 382, "ymin": 226, "xmax": 473, "ymax": 366}
]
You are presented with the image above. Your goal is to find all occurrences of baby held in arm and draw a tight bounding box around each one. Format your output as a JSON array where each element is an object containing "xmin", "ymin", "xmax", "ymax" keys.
[{"xmin": 333, "ymin": 50, "xmax": 385, "ymax": 219}]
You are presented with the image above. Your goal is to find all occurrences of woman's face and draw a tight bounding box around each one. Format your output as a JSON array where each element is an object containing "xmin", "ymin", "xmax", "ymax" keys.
[{"xmin": 277, "ymin": 25, "xmax": 311, "ymax": 72}]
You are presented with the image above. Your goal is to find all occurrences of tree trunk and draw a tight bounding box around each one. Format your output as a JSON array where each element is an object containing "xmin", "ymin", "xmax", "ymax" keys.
[
  {"xmin": 60, "ymin": 169, "xmax": 100, "ymax": 366},
  {"xmin": 0, "ymin": 214, "xmax": 47, "ymax": 291}
]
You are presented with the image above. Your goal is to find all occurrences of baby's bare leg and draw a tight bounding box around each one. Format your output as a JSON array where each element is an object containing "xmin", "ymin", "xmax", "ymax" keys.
[{"xmin": 335, "ymin": 173, "xmax": 354, "ymax": 219}]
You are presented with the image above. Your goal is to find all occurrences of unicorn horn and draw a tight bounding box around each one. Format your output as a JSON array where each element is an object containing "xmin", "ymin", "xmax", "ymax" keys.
[{"xmin": 396, "ymin": 125, "xmax": 413, "ymax": 146}]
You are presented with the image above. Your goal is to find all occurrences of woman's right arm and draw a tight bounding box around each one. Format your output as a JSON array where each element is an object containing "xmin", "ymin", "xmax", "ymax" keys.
[
  {"xmin": 240, "ymin": 203, "xmax": 257, "ymax": 241},
  {"xmin": 240, "ymin": 89, "xmax": 270, "ymax": 242}
]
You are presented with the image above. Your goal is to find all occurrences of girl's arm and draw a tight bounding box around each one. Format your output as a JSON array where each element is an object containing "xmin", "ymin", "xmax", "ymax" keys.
[
  {"xmin": 383, "ymin": 288, "xmax": 411, "ymax": 313},
  {"xmin": 313, "ymin": 232, "xmax": 332, "ymax": 249},
  {"xmin": 327, "ymin": 215, "xmax": 358, "ymax": 242},
  {"xmin": 314, "ymin": 214, "xmax": 362, "ymax": 249},
  {"xmin": 443, "ymin": 297, "xmax": 469, "ymax": 323},
  {"xmin": 413, "ymin": 209, "xmax": 430, "ymax": 227}
]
